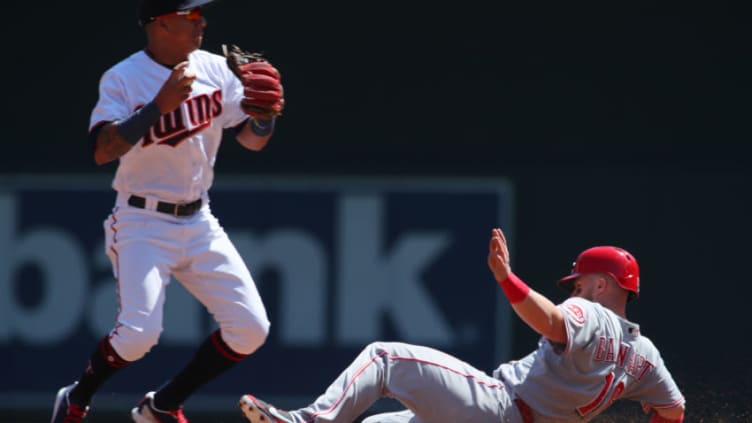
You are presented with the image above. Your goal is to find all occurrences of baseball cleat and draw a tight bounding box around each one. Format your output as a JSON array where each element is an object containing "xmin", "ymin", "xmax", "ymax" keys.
[
  {"xmin": 238, "ymin": 394, "xmax": 293, "ymax": 423},
  {"xmin": 50, "ymin": 382, "xmax": 89, "ymax": 423},
  {"xmin": 131, "ymin": 391, "xmax": 188, "ymax": 423}
]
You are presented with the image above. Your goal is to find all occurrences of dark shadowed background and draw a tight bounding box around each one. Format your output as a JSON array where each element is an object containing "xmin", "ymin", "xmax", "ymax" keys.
[{"xmin": 2, "ymin": 2, "xmax": 750, "ymax": 422}]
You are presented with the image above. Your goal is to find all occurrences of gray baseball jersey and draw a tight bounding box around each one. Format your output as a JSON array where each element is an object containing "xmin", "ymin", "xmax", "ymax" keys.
[
  {"xmin": 494, "ymin": 297, "xmax": 685, "ymax": 421},
  {"xmin": 256, "ymin": 297, "xmax": 684, "ymax": 423}
]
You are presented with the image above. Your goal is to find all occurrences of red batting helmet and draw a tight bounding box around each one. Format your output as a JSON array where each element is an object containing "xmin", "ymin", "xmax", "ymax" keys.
[{"xmin": 557, "ymin": 246, "xmax": 640, "ymax": 301}]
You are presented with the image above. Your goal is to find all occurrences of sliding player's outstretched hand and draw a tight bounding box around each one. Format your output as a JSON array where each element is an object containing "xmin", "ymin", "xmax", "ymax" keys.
[{"xmin": 487, "ymin": 228, "xmax": 511, "ymax": 283}]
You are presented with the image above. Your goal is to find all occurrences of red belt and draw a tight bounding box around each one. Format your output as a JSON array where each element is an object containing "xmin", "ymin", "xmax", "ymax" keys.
[{"xmin": 514, "ymin": 398, "xmax": 534, "ymax": 423}]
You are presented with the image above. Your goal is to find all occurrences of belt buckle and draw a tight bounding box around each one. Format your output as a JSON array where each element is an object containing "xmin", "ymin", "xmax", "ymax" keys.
[{"xmin": 173, "ymin": 204, "xmax": 181, "ymax": 217}]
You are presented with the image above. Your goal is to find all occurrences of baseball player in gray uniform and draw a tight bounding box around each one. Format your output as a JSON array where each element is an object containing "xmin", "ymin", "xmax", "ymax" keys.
[
  {"xmin": 238, "ymin": 227, "xmax": 686, "ymax": 423},
  {"xmin": 49, "ymin": 0, "xmax": 284, "ymax": 422}
]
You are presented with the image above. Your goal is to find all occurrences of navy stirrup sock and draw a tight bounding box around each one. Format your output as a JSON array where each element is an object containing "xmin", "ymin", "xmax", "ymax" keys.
[
  {"xmin": 154, "ymin": 330, "xmax": 248, "ymax": 410},
  {"xmin": 69, "ymin": 336, "xmax": 130, "ymax": 406}
]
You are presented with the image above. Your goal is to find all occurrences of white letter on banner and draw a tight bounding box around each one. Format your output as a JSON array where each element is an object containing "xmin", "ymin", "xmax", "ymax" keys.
[
  {"xmin": 336, "ymin": 195, "xmax": 454, "ymax": 345},
  {"xmin": 231, "ymin": 229, "xmax": 327, "ymax": 346},
  {"xmin": 0, "ymin": 195, "xmax": 87, "ymax": 344}
]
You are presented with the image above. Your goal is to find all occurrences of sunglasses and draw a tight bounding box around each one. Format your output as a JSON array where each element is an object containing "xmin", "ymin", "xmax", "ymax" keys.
[{"xmin": 151, "ymin": 7, "xmax": 203, "ymax": 22}]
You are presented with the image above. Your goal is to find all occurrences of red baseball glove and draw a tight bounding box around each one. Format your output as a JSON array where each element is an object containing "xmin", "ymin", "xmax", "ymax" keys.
[{"xmin": 223, "ymin": 44, "xmax": 285, "ymax": 120}]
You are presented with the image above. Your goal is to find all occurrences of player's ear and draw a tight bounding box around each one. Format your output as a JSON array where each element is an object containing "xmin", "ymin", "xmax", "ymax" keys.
[
  {"xmin": 143, "ymin": 20, "xmax": 166, "ymax": 36},
  {"xmin": 149, "ymin": 17, "xmax": 169, "ymax": 32},
  {"xmin": 596, "ymin": 274, "xmax": 609, "ymax": 293}
]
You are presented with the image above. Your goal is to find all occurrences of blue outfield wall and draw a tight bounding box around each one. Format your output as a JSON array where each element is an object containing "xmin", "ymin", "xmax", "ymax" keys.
[{"xmin": 0, "ymin": 175, "xmax": 514, "ymax": 411}]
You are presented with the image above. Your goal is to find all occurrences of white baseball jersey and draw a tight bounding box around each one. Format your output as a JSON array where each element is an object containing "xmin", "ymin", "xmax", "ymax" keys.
[
  {"xmin": 90, "ymin": 49, "xmax": 248, "ymax": 203},
  {"xmin": 494, "ymin": 297, "xmax": 685, "ymax": 421},
  {"xmin": 89, "ymin": 48, "xmax": 270, "ymax": 361}
]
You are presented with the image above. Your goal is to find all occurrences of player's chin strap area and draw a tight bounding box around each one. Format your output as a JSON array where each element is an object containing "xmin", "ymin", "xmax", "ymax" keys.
[{"xmin": 650, "ymin": 411, "xmax": 684, "ymax": 422}]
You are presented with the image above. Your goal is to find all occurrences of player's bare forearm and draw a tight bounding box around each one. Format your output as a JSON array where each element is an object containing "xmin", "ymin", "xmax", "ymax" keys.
[
  {"xmin": 94, "ymin": 124, "xmax": 134, "ymax": 165},
  {"xmin": 510, "ymin": 290, "xmax": 567, "ymax": 344}
]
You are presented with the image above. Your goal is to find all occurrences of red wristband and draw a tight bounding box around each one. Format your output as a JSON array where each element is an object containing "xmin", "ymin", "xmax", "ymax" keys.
[
  {"xmin": 498, "ymin": 272, "xmax": 531, "ymax": 304},
  {"xmin": 650, "ymin": 412, "xmax": 684, "ymax": 423}
]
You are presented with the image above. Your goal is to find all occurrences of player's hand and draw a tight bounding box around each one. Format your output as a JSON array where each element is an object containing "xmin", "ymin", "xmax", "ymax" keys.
[
  {"xmin": 222, "ymin": 45, "xmax": 284, "ymax": 119},
  {"xmin": 154, "ymin": 61, "xmax": 196, "ymax": 114},
  {"xmin": 487, "ymin": 228, "xmax": 512, "ymax": 282},
  {"xmin": 239, "ymin": 61, "xmax": 284, "ymax": 119}
]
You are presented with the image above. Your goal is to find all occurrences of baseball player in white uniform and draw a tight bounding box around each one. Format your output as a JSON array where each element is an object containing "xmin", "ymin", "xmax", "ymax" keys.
[
  {"xmin": 49, "ymin": 0, "xmax": 284, "ymax": 422},
  {"xmin": 238, "ymin": 228, "xmax": 686, "ymax": 423}
]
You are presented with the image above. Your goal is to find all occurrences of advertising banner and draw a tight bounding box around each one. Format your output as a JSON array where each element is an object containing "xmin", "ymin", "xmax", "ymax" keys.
[{"xmin": 0, "ymin": 175, "xmax": 514, "ymax": 410}]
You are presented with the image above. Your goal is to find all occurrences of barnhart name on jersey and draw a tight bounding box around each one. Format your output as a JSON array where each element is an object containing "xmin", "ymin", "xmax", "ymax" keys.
[
  {"xmin": 562, "ymin": 301, "xmax": 656, "ymax": 382},
  {"xmin": 592, "ymin": 335, "xmax": 655, "ymax": 382}
]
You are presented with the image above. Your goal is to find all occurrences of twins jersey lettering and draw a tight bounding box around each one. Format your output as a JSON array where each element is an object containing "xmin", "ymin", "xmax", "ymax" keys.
[
  {"xmin": 494, "ymin": 297, "xmax": 685, "ymax": 421},
  {"xmin": 89, "ymin": 49, "xmax": 248, "ymax": 203}
]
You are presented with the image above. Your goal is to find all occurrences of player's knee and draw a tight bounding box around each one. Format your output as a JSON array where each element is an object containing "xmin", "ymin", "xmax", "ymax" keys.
[
  {"xmin": 365, "ymin": 341, "xmax": 397, "ymax": 354},
  {"xmin": 109, "ymin": 324, "xmax": 162, "ymax": 361},
  {"xmin": 219, "ymin": 315, "xmax": 270, "ymax": 355}
]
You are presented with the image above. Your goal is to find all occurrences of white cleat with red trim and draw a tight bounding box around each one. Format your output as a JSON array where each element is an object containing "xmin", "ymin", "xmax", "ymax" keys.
[{"xmin": 238, "ymin": 394, "xmax": 294, "ymax": 423}]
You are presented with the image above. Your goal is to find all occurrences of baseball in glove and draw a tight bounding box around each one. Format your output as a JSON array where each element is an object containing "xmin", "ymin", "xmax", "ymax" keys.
[{"xmin": 222, "ymin": 44, "xmax": 285, "ymax": 120}]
